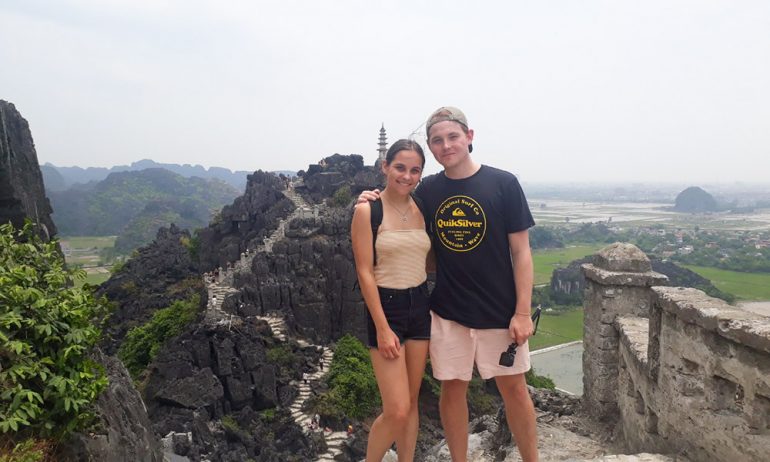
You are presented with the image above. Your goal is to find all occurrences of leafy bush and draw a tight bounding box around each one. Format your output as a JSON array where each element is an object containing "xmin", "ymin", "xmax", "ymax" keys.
[
  {"xmin": 258, "ymin": 408, "xmax": 276, "ymax": 423},
  {"xmin": 313, "ymin": 335, "xmax": 379, "ymax": 419},
  {"xmin": 266, "ymin": 345, "xmax": 298, "ymax": 369},
  {"xmin": 526, "ymin": 368, "xmax": 555, "ymax": 390},
  {"xmin": 180, "ymin": 232, "xmax": 201, "ymax": 261},
  {"xmin": 0, "ymin": 222, "xmax": 108, "ymax": 438},
  {"xmin": 117, "ymin": 294, "xmax": 200, "ymax": 378},
  {"xmin": 331, "ymin": 186, "xmax": 352, "ymax": 208},
  {"xmin": 0, "ymin": 437, "xmax": 51, "ymax": 462},
  {"xmin": 220, "ymin": 415, "xmax": 242, "ymax": 434}
]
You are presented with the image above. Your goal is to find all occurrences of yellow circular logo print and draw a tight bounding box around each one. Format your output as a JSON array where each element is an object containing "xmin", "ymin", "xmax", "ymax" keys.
[{"xmin": 435, "ymin": 195, "xmax": 486, "ymax": 252}]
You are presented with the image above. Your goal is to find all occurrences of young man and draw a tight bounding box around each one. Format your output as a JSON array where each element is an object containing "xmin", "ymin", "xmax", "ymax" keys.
[{"xmin": 359, "ymin": 107, "xmax": 538, "ymax": 461}]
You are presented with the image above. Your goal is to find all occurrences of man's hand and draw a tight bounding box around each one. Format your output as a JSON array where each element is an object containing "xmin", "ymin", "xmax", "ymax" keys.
[
  {"xmin": 356, "ymin": 188, "xmax": 381, "ymax": 205},
  {"xmin": 509, "ymin": 313, "xmax": 534, "ymax": 346}
]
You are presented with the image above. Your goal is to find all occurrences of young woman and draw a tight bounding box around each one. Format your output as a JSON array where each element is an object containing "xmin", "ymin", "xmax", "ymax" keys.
[{"xmin": 351, "ymin": 139, "xmax": 431, "ymax": 462}]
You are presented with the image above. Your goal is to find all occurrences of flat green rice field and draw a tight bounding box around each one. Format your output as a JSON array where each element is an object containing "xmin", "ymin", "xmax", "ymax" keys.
[
  {"xmin": 532, "ymin": 245, "xmax": 603, "ymax": 285},
  {"xmin": 60, "ymin": 236, "xmax": 116, "ymax": 288},
  {"xmin": 529, "ymin": 308, "xmax": 584, "ymax": 351},
  {"xmin": 682, "ymin": 265, "xmax": 770, "ymax": 301},
  {"xmin": 74, "ymin": 271, "xmax": 111, "ymax": 288},
  {"xmin": 59, "ymin": 236, "xmax": 117, "ymax": 250}
]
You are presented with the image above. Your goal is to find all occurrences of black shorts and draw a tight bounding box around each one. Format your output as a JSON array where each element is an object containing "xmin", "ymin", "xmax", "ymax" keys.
[{"xmin": 366, "ymin": 282, "xmax": 431, "ymax": 348}]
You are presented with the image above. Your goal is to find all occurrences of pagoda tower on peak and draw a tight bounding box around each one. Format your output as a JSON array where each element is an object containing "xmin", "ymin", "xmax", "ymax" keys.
[{"xmin": 377, "ymin": 124, "xmax": 388, "ymax": 165}]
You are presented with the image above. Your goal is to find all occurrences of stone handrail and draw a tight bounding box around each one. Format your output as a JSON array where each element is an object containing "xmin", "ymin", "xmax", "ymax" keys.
[{"xmin": 581, "ymin": 243, "xmax": 770, "ymax": 462}]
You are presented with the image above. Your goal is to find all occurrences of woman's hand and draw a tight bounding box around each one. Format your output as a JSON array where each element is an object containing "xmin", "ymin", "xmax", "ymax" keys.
[{"xmin": 377, "ymin": 326, "xmax": 401, "ymax": 359}]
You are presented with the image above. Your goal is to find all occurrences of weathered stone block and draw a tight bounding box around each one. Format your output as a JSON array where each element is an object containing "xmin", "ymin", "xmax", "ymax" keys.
[{"xmin": 153, "ymin": 367, "xmax": 224, "ymax": 409}]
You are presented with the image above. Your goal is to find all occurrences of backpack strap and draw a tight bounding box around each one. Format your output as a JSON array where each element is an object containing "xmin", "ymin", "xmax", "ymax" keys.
[{"xmin": 369, "ymin": 199, "xmax": 383, "ymax": 266}]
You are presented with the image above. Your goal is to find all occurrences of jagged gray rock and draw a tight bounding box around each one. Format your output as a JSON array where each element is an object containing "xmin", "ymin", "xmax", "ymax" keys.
[
  {"xmin": 197, "ymin": 170, "xmax": 294, "ymax": 271},
  {"xmin": 60, "ymin": 349, "xmax": 163, "ymax": 462},
  {"xmin": 0, "ymin": 100, "xmax": 57, "ymax": 240},
  {"xmin": 98, "ymin": 224, "xmax": 203, "ymax": 354}
]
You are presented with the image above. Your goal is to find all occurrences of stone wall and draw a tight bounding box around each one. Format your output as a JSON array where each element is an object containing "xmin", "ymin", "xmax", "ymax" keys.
[{"xmin": 582, "ymin": 243, "xmax": 770, "ymax": 461}]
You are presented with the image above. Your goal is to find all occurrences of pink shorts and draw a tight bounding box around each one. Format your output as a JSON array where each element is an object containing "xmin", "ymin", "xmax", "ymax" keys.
[{"xmin": 429, "ymin": 311, "xmax": 531, "ymax": 381}]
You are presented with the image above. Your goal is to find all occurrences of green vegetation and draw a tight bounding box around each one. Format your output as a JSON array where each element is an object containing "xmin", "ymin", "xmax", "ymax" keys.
[
  {"xmin": 0, "ymin": 437, "xmax": 51, "ymax": 462},
  {"xmin": 331, "ymin": 185, "xmax": 353, "ymax": 207},
  {"xmin": 59, "ymin": 236, "xmax": 119, "ymax": 288},
  {"xmin": 683, "ymin": 265, "xmax": 770, "ymax": 301},
  {"xmin": 0, "ymin": 222, "xmax": 108, "ymax": 442},
  {"xmin": 526, "ymin": 368, "xmax": 556, "ymax": 390},
  {"xmin": 529, "ymin": 309, "xmax": 584, "ymax": 351},
  {"xmin": 258, "ymin": 408, "xmax": 276, "ymax": 423},
  {"xmin": 312, "ymin": 335, "xmax": 379, "ymax": 420},
  {"xmin": 82, "ymin": 272, "xmax": 110, "ymax": 287},
  {"xmin": 59, "ymin": 236, "xmax": 117, "ymax": 250},
  {"xmin": 180, "ymin": 232, "xmax": 201, "ymax": 261},
  {"xmin": 117, "ymin": 295, "xmax": 201, "ymax": 378},
  {"xmin": 532, "ymin": 245, "xmax": 602, "ymax": 285},
  {"xmin": 220, "ymin": 415, "xmax": 245, "ymax": 435},
  {"xmin": 266, "ymin": 345, "xmax": 299, "ymax": 369},
  {"xmin": 50, "ymin": 169, "xmax": 238, "ymax": 252}
]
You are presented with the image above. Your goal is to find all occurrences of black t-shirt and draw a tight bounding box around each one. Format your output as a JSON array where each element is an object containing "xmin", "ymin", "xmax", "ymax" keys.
[{"xmin": 415, "ymin": 165, "xmax": 535, "ymax": 329}]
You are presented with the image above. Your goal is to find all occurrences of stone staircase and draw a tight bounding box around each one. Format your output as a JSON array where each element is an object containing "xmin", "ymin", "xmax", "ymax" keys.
[
  {"xmin": 289, "ymin": 348, "xmax": 351, "ymax": 461},
  {"xmin": 255, "ymin": 314, "xmax": 288, "ymax": 342},
  {"xmin": 197, "ymin": 181, "xmax": 348, "ymax": 461}
]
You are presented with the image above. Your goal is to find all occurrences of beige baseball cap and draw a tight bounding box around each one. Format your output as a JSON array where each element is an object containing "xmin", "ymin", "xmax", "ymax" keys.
[{"xmin": 425, "ymin": 106, "xmax": 469, "ymax": 136}]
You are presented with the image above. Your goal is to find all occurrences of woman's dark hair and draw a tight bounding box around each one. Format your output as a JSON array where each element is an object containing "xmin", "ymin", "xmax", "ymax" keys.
[{"xmin": 385, "ymin": 139, "xmax": 425, "ymax": 167}]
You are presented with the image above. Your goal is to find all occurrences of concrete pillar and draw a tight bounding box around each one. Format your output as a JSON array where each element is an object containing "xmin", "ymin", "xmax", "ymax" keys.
[
  {"xmin": 581, "ymin": 243, "xmax": 667, "ymax": 422},
  {"xmin": 313, "ymin": 205, "xmax": 319, "ymax": 219}
]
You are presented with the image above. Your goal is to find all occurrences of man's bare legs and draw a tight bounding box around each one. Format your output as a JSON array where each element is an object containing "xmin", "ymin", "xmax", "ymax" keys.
[
  {"xmin": 495, "ymin": 373, "xmax": 538, "ymax": 462},
  {"xmin": 439, "ymin": 375, "xmax": 537, "ymax": 462},
  {"xmin": 367, "ymin": 341, "xmax": 429, "ymax": 462},
  {"xmin": 439, "ymin": 379, "xmax": 470, "ymax": 462}
]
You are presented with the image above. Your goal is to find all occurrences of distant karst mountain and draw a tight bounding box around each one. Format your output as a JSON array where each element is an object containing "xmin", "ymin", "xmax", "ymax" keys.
[
  {"xmin": 674, "ymin": 186, "xmax": 717, "ymax": 212},
  {"xmin": 43, "ymin": 159, "xmax": 259, "ymax": 191},
  {"xmin": 49, "ymin": 168, "xmax": 240, "ymax": 251}
]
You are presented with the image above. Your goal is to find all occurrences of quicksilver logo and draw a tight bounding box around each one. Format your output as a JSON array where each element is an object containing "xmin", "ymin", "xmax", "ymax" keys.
[{"xmin": 434, "ymin": 195, "xmax": 486, "ymax": 252}]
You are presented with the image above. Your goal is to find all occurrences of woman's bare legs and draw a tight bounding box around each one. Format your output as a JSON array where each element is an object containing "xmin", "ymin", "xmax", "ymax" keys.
[
  {"xmin": 366, "ymin": 340, "xmax": 429, "ymax": 462},
  {"xmin": 393, "ymin": 340, "xmax": 429, "ymax": 462}
]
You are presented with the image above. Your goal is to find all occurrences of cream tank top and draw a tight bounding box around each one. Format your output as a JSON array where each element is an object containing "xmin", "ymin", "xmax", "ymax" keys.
[{"xmin": 373, "ymin": 229, "xmax": 431, "ymax": 289}]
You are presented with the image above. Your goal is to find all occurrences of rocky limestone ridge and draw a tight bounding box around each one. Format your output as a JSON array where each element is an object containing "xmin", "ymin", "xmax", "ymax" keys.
[
  {"xmin": 98, "ymin": 223, "xmax": 203, "ymax": 354},
  {"xmin": 231, "ymin": 209, "xmax": 367, "ymax": 345},
  {"xmin": 297, "ymin": 153, "xmax": 382, "ymax": 205},
  {"xmin": 142, "ymin": 318, "xmax": 324, "ymax": 461},
  {"xmin": 59, "ymin": 349, "xmax": 163, "ymax": 462},
  {"xmin": 197, "ymin": 170, "xmax": 294, "ymax": 271},
  {"xmin": 0, "ymin": 100, "xmax": 57, "ymax": 240}
]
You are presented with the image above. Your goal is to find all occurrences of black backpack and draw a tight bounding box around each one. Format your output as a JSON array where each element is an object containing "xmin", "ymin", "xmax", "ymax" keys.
[{"xmin": 369, "ymin": 194, "xmax": 430, "ymax": 266}]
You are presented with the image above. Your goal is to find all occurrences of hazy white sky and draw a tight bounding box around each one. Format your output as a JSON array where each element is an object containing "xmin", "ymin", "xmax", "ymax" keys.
[{"xmin": 1, "ymin": 0, "xmax": 768, "ymax": 183}]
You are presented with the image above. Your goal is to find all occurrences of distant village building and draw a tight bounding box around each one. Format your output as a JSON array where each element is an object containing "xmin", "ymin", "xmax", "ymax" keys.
[{"xmin": 377, "ymin": 124, "xmax": 388, "ymax": 165}]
